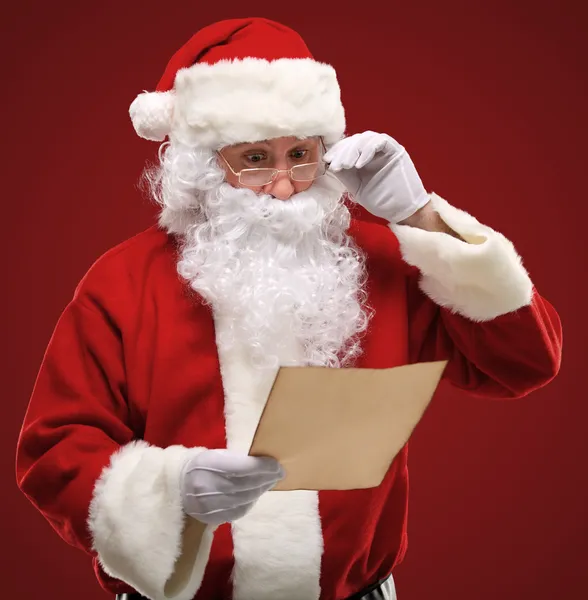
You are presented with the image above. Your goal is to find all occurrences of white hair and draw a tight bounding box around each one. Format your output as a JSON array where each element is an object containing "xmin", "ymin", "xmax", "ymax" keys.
[{"xmin": 144, "ymin": 140, "xmax": 372, "ymax": 369}]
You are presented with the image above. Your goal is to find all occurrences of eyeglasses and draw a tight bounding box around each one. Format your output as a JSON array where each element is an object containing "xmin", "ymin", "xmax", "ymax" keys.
[{"xmin": 217, "ymin": 150, "xmax": 327, "ymax": 187}]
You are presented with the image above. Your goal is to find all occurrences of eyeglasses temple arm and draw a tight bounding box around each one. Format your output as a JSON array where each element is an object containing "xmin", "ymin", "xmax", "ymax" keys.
[{"xmin": 216, "ymin": 151, "xmax": 240, "ymax": 176}]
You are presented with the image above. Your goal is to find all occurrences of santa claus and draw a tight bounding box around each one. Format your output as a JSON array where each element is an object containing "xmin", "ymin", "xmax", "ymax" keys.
[{"xmin": 16, "ymin": 17, "xmax": 562, "ymax": 600}]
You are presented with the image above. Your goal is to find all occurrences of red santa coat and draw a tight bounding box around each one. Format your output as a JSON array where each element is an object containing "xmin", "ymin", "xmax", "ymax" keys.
[{"xmin": 16, "ymin": 194, "xmax": 561, "ymax": 600}]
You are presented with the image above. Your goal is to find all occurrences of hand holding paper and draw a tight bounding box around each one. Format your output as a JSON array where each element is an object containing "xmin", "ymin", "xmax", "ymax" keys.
[{"xmin": 181, "ymin": 449, "xmax": 285, "ymax": 526}]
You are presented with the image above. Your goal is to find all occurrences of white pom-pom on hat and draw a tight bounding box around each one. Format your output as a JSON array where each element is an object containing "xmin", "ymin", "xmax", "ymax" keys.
[{"xmin": 129, "ymin": 91, "xmax": 175, "ymax": 142}]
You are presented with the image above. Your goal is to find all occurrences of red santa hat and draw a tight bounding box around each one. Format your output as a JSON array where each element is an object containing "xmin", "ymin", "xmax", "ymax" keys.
[{"xmin": 129, "ymin": 18, "xmax": 346, "ymax": 149}]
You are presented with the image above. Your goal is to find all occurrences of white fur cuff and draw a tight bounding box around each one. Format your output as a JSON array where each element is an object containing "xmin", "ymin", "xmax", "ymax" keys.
[
  {"xmin": 390, "ymin": 193, "xmax": 534, "ymax": 321},
  {"xmin": 88, "ymin": 441, "xmax": 214, "ymax": 600}
]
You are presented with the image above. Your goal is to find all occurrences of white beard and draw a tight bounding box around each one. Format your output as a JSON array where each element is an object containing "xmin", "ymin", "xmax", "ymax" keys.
[{"xmin": 148, "ymin": 142, "xmax": 371, "ymax": 369}]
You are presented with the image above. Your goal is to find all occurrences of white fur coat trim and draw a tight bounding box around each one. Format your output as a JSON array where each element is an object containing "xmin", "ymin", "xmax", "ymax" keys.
[
  {"xmin": 88, "ymin": 441, "xmax": 215, "ymax": 600},
  {"xmin": 130, "ymin": 57, "xmax": 346, "ymax": 148},
  {"xmin": 390, "ymin": 193, "xmax": 534, "ymax": 321},
  {"xmin": 214, "ymin": 314, "xmax": 324, "ymax": 600}
]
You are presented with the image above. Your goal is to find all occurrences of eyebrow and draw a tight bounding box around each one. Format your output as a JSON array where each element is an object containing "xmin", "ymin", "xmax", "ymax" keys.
[
  {"xmin": 232, "ymin": 139, "xmax": 315, "ymax": 155},
  {"xmin": 241, "ymin": 145, "xmax": 270, "ymax": 153},
  {"xmin": 288, "ymin": 138, "xmax": 314, "ymax": 147}
]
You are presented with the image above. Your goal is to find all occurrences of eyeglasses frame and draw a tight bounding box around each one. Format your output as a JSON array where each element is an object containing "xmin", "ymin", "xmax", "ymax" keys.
[{"xmin": 216, "ymin": 137, "xmax": 328, "ymax": 186}]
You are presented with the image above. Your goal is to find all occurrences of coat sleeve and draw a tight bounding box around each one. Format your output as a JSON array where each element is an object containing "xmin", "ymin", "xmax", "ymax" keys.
[
  {"xmin": 16, "ymin": 284, "xmax": 215, "ymax": 600},
  {"xmin": 390, "ymin": 193, "xmax": 562, "ymax": 398}
]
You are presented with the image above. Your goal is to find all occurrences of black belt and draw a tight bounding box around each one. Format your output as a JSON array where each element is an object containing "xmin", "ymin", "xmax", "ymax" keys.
[
  {"xmin": 116, "ymin": 575, "xmax": 392, "ymax": 600},
  {"xmin": 344, "ymin": 576, "xmax": 391, "ymax": 600}
]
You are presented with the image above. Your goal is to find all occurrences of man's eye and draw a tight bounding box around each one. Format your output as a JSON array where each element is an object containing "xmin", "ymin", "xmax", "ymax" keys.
[
  {"xmin": 291, "ymin": 149, "xmax": 308, "ymax": 160},
  {"xmin": 246, "ymin": 153, "xmax": 266, "ymax": 164}
]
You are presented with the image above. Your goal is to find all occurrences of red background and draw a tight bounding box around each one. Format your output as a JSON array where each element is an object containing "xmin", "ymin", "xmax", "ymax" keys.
[{"xmin": 3, "ymin": 1, "xmax": 587, "ymax": 598}]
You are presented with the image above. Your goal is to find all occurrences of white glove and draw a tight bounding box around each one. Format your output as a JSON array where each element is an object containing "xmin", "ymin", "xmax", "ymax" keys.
[
  {"xmin": 324, "ymin": 131, "xmax": 430, "ymax": 224},
  {"xmin": 181, "ymin": 449, "xmax": 284, "ymax": 526}
]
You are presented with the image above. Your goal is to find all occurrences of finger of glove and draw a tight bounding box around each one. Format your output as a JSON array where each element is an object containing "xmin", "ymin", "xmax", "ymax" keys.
[
  {"xmin": 199, "ymin": 500, "xmax": 258, "ymax": 526},
  {"xmin": 185, "ymin": 480, "xmax": 275, "ymax": 516},
  {"xmin": 386, "ymin": 135, "xmax": 405, "ymax": 154},
  {"xmin": 355, "ymin": 130, "xmax": 379, "ymax": 144},
  {"xmin": 357, "ymin": 134, "xmax": 403, "ymax": 169},
  {"xmin": 355, "ymin": 138, "xmax": 382, "ymax": 169},
  {"xmin": 325, "ymin": 142, "xmax": 360, "ymax": 171},
  {"xmin": 184, "ymin": 465, "xmax": 283, "ymax": 497},
  {"xmin": 188, "ymin": 500, "xmax": 258, "ymax": 526},
  {"xmin": 340, "ymin": 132, "xmax": 386, "ymax": 169},
  {"xmin": 221, "ymin": 502, "xmax": 260, "ymax": 523},
  {"xmin": 323, "ymin": 137, "xmax": 351, "ymax": 165},
  {"xmin": 363, "ymin": 134, "xmax": 407, "ymax": 167},
  {"xmin": 324, "ymin": 131, "xmax": 375, "ymax": 168},
  {"xmin": 325, "ymin": 132, "xmax": 399, "ymax": 165},
  {"xmin": 187, "ymin": 450, "xmax": 283, "ymax": 479}
]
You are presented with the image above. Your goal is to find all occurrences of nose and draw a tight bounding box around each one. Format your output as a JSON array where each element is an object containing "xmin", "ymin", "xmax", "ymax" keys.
[{"xmin": 264, "ymin": 170, "xmax": 295, "ymax": 200}]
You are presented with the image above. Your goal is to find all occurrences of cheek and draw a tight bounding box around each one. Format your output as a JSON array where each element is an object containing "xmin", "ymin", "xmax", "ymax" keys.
[
  {"xmin": 293, "ymin": 180, "xmax": 314, "ymax": 193},
  {"xmin": 223, "ymin": 168, "xmax": 241, "ymax": 186},
  {"xmin": 223, "ymin": 166, "xmax": 265, "ymax": 192}
]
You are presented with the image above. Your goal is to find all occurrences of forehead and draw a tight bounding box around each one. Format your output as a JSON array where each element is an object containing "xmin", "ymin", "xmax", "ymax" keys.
[{"xmin": 225, "ymin": 136, "xmax": 319, "ymax": 153}]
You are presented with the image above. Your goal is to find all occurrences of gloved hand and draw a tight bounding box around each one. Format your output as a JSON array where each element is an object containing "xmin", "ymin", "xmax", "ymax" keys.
[
  {"xmin": 181, "ymin": 449, "xmax": 284, "ymax": 526},
  {"xmin": 324, "ymin": 131, "xmax": 431, "ymax": 224}
]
